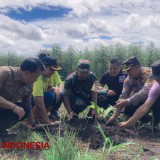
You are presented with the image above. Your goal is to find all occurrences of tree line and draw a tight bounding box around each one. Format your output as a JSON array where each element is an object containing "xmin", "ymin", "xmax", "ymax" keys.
[{"xmin": 0, "ymin": 43, "xmax": 160, "ymax": 80}]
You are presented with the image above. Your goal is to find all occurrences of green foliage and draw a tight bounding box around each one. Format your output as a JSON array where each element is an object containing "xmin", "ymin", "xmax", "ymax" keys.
[
  {"xmin": 97, "ymin": 123, "xmax": 144, "ymax": 159},
  {"xmin": 1, "ymin": 43, "xmax": 160, "ymax": 80}
]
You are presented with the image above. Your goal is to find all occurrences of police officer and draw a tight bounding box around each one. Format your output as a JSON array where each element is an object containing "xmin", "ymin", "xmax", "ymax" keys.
[
  {"xmin": 107, "ymin": 56, "xmax": 153, "ymax": 124},
  {"xmin": 63, "ymin": 60, "xmax": 108, "ymax": 120},
  {"xmin": 119, "ymin": 60, "xmax": 160, "ymax": 127},
  {"xmin": 99, "ymin": 59, "xmax": 127, "ymax": 108}
]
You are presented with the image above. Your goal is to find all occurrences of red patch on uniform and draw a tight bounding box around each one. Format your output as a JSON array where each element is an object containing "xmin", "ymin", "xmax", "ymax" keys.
[{"xmin": 124, "ymin": 78, "xmax": 129, "ymax": 83}]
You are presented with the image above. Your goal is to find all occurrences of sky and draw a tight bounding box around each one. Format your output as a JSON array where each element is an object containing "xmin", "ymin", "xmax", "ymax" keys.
[{"xmin": 0, "ymin": 0, "xmax": 160, "ymax": 55}]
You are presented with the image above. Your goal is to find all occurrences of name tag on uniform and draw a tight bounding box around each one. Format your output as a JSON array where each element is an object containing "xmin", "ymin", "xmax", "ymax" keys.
[{"xmin": 119, "ymin": 76, "xmax": 126, "ymax": 82}]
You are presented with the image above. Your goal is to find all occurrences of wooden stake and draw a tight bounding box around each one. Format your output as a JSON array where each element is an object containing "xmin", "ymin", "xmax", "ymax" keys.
[{"xmin": 91, "ymin": 81, "xmax": 99, "ymax": 121}]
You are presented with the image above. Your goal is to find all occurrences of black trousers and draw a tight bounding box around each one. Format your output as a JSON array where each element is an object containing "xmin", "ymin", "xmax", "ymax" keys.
[
  {"xmin": 70, "ymin": 93, "xmax": 119, "ymax": 114},
  {"xmin": 0, "ymin": 102, "xmax": 30, "ymax": 130},
  {"xmin": 124, "ymin": 98, "xmax": 160, "ymax": 125}
]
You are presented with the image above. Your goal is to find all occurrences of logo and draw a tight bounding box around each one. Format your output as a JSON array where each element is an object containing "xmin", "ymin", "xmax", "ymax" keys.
[
  {"xmin": 119, "ymin": 76, "xmax": 126, "ymax": 82},
  {"xmin": 1, "ymin": 141, "xmax": 50, "ymax": 150}
]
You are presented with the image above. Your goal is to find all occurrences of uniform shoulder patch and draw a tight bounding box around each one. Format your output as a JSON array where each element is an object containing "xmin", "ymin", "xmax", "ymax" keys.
[
  {"xmin": 143, "ymin": 67, "xmax": 153, "ymax": 83},
  {"xmin": 124, "ymin": 76, "xmax": 129, "ymax": 83}
]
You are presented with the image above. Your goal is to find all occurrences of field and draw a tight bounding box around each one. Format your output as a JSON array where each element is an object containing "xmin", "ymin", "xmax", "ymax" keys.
[
  {"xmin": 0, "ymin": 44, "xmax": 160, "ymax": 159},
  {"xmin": 0, "ymin": 106, "xmax": 160, "ymax": 160}
]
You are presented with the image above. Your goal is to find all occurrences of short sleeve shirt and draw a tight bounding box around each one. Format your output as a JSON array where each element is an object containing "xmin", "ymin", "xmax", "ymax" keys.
[
  {"xmin": 33, "ymin": 75, "xmax": 53, "ymax": 97},
  {"xmin": 99, "ymin": 71, "xmax": 127, "ymax": 96},
  {"xmin": 148, "ymin": 82, "xmax": 160, "ymax": 100},
  {"xmin": 51, "ymin": 71, "xmax": 62, "ymax": 87}
]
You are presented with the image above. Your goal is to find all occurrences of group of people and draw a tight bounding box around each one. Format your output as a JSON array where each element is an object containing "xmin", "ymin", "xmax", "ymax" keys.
[{"xmin": 0, "ymin": 53, "xmax": 160, "ymax": 137}]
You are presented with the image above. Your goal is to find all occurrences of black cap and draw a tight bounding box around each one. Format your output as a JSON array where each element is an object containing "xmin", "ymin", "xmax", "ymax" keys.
[
  {"xmin": 77, "ymin": 60, "xmax": 90, "ymax": 72},
  {"xmin": 38, "ymin": 53, "xmax": 50, "ymax": 60},
  {"xmin": 42, "ymin": 56, "xmax": 62, "ymax": 71},
  {"xmin": 148, "ymin": 60, "xmax": 160, "ymax": 80},
  {"xmin": 122, "ymin": 56, "xmax": 140, "ymax": 71}
]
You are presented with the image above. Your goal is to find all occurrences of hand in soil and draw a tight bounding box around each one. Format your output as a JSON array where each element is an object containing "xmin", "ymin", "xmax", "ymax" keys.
[
  {"xmin": 106, "ymin": 116, "xmax": 117, "ymax": 125},
  {"xmin": 118, "ymin": 121, "xmax": 131, "ymax": 128},
  {"xmin": 67, "ymin": 111, "xmax": 78, "ymax": 121}
]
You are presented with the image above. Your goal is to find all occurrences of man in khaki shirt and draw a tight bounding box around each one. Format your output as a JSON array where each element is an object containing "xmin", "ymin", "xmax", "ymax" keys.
[
  {"xmin": 0, "ymin": 58, "xmax": 44, "ymax": 137},
  {"xmin": 107, "ymin": 57, "xmax": 153, "ymax": 125}
]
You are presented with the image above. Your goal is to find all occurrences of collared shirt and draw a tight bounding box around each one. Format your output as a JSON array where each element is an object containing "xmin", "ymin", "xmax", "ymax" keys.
[
  {"xmin": 99, "ymin": 70, "xmax": 127, "ymax": 96},
  {"xmin": 64, "ymin": 71, "xmax": 96, "ymax": 102},
  {"xmin": 0, "ymin": 66, "xmax": 32, "ymax": 107},
  {"xmin": 33, "ymin": 71, "xmax": 62, "ymax": 97},
  {"xmin": 50, "ymin": 71, "xmax": 62, "ymax": 87},
  {"xmin": 33, "ymin": 74, "xmax": 53, "ymax": 97},
  {"xmin": 120, "ymin": 67, "xmax": 153, "ymax": 105}
]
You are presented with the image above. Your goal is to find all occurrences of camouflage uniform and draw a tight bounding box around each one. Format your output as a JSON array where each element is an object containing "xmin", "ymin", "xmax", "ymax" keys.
[{"xmin": 64, "ymin": 71, "xmax": 108, "ymax": 114}]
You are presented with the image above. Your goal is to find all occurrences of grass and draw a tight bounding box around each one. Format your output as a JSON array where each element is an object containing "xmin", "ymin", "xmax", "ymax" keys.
[
  {"xmin": 0, "ymin": 106, "xmax": 160, "ymax": 160},
  {"xmin": 0, "ymin": 122, "xmax": 146, "ymax": 160}
]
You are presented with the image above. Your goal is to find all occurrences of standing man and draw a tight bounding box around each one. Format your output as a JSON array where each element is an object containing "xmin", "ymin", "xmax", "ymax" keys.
[
  {"xmin": 0, "ymin": 58, "xmax": 44, "ymax": 137},
  {"xmin": 107, "ymin": 57, "xmax": 153, "ymax": 124},
  {"xmin": 119, "ymin": 60, "xmax": 160, "ymax": 127}
]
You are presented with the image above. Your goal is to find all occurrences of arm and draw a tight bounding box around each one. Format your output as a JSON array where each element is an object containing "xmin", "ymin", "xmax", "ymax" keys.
[
  {"xmin": 58, "ymin": 83, "xmax": 64, "ymax": 92},
  {"xmin": 34, "ymin": 96, "xmax": 51, "ymax": 124},
  {"xmin": 63, "ymin": 75, "xmax": 78, "ymax": 119},
  {"xmin": 107, "ymin": 108, "xmax": 121, "ymax": 124},
  {"xmin": 0, "ymin": 69, "xmax": 16, "ymax": 110},
  {"xmin": 0, "ymin": 69, "xmax": 25, "ymax": 119},
  {"xmin": 128, "ymin": 82, "xmax": 152, "ymax": 106},
  {"xmin": 119, "ymin": 98, "xmax": 155, "ymax": 127},
  {"xmin": 22, "ymin": 86, "xmax": 36, "ymax": 125},
  {"xmin": 63, "ymin": 92, "xmax": 72, "ymax": 114},
  {"xmin": 119, "ymin": 76, "xmax": 131, "ymax": 99}
]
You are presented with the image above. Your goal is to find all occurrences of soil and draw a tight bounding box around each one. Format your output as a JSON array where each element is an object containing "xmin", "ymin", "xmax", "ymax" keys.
[
  {"xmin": 64, "ymin": 118, "xmax": 160, "ymax": 159},
  {"xmin": 1, "ymin": 118, "xmax": 160, "ymax": 159}
]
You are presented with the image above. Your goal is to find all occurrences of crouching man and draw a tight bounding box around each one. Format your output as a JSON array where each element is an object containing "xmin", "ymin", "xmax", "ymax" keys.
[
  {"xmin": 107, "ymin": 57, "xmax": 153, "ymax": 125},
  {"xmin": 119, "ymin": 60, "xmax": 160, "ymax": 128},
  {"xmin": 63, "ymin": 60, "xmax": 109, "ymax": 120},
  {"xmin": 0, "ymin": 58, "xmax": 44, "ymax": 137}
]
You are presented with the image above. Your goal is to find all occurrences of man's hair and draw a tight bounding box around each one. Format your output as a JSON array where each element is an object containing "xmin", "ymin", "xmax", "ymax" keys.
[
  {"xmin": 20, "ymin": 58, "xmax": 45, "ymax": 73},
  {"xmin": 110, "ymin": 59, "xmax": 121, "ymax": 66}
]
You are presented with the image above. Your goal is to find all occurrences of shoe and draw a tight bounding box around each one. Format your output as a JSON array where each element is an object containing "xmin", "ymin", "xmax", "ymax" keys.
[
  {"xmin": 49, "ymin": 111, "xmax": 60, "ymax": 120},
  {"xmin": 0, "ymin": 129, "xmax": 17, "ymax": 138}
]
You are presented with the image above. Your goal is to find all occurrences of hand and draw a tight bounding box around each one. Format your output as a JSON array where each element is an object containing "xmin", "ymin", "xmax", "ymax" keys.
[
  {"xmin": 108, "ymin": 90, "xmax": 116, "ymax": 96},
  {"xmin": 30, "ymin": 121, "xmax": 61, "ymax": 131},
  {"xmin": 13, "ymin": 106, "xmax": 25, "ymax": 120},
  {"xmin": 53, "ymin": 87, "xmax": 61, "ymax": 103},
  {"xmin": 50, "ymin": 121, "xmax": 61, "ymax": 126},
  {"xmin": 114, "ymin": 99, "xmax": 128, "ymax": 109},
  {"xmin": 67, "ymin": 111, "xmax": 78, "ymax": 121},
  {"xmin": 106, "ymin": 116, "xmax": 117, "ymax": 125},
  {"xmin": 118, "ymin": 121, "xmax": 132, "ymax": 128},
  {"xmin": 98, "ymin": 86, "xmax": 103, "ymax": 90}
]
